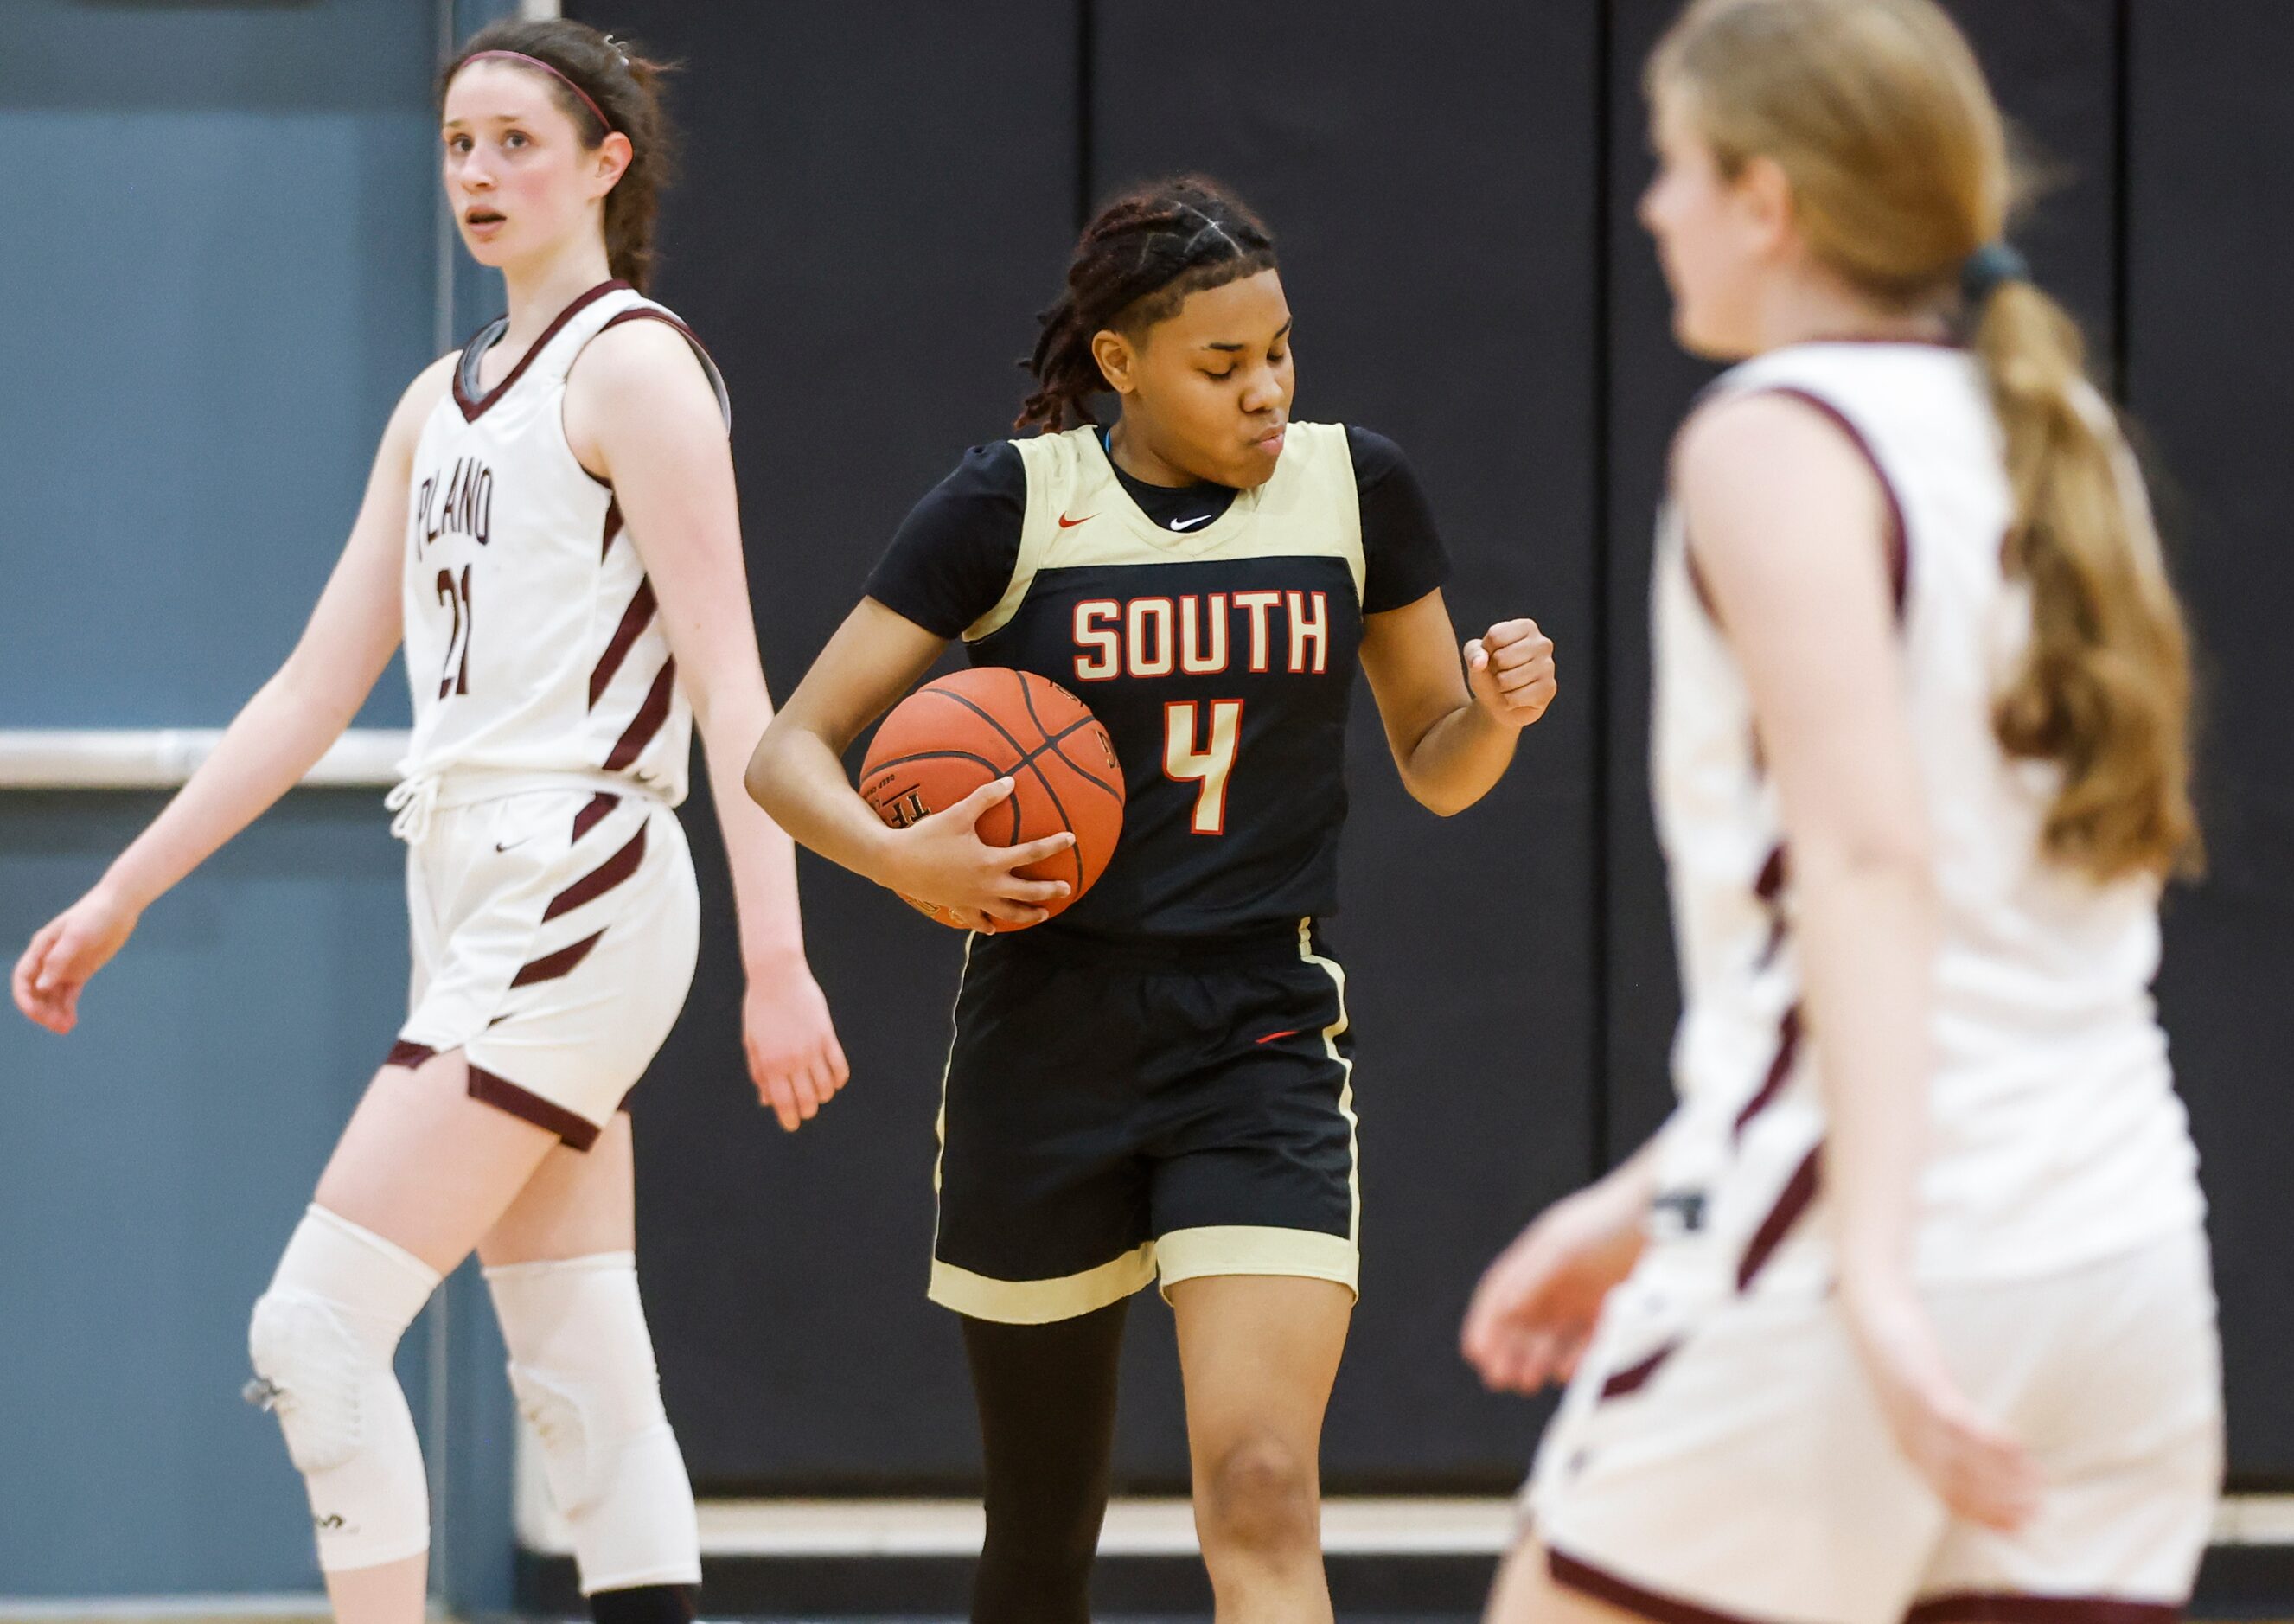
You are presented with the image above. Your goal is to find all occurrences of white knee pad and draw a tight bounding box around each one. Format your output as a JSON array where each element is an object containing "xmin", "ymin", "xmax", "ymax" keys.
[
  {"xmin": 246, "ymin": 1205, "xmax": 440, "ymax": 1571},
  {"xmin": 485, "ymin": 1253, "xmax": 700, "ymax": 1592}
]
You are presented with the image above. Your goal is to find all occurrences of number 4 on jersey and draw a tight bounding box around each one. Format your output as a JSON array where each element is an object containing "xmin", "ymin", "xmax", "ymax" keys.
[{"xmin": 1164, "ymin": 700, "xmax": 1243, "ymax": 834}]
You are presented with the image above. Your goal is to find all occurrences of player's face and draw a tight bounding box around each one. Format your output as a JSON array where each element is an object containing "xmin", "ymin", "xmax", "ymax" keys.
[
  {"xmin": 1639, "ymin": 86, "xmax": 1773, "ymax": 360},
  {"xmin": 440, "ymin": 61, "xmax": 629, "ymax": 275},
  {"xmin": 1128, "ymin": 270, "xmax": 1297, "ymax": 489}
]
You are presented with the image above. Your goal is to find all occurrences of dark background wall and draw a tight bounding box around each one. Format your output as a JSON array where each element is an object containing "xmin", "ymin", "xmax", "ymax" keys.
[
  {"xmin": 2, "ymin": 1, "xmax": 2283, "ymax": 1605},
  {"xmin": 566, "ymin": 0, "xmax": 2294, "ymax": 1495}
]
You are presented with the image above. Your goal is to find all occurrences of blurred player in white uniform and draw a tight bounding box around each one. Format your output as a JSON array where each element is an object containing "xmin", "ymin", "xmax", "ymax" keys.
[
  {"xmin": 13, "ymin": 22, "xmax": 846, "ymax": 1624},
  {"xmin": 1462, "ymin": 3, "xmax": 2220, "ymax": 1621}
]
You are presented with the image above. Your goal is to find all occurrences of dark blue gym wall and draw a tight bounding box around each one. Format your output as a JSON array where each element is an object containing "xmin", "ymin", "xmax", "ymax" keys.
[{"xmin": 0, "ymin": 0, "xmax": 520, "ymax": 1605}]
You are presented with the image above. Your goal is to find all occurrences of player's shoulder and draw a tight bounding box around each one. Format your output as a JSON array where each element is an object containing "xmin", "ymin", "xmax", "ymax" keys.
[
  {"xmin": 1332, "ymin": 423, "xmax": 1412, "ymax": 485},
  {"xmin": 381, "ymin": 352, "xmax": 458, "ymax": 454},
  {"xmin": 568, "ymin": 306, "xmax": 709, "ymax": 393}
]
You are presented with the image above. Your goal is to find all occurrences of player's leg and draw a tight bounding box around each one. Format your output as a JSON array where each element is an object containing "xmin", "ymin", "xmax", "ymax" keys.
[
  {"xmin": 252, "ymin": 1047, "xmax": 561, "ymax": 1624},
  {"xmin": 1486, "ymin": 1540, "xmax": 1648, "ymax": 1624},
  {"xmin": 960, "ymin": 1299, "xmax": 1130, "ymax": 1624},
  {"xmin": 928, "ymin": 934, "xmax": 1160, "ymax": 1623},
  {"xmin": 1167, "ymin": 1274, "xmax": 1351, "ymax": 1624},
  {"xmin": 479, "ymin": 1111, "xmax": 700, "ymax": 1623},
  {"xmin": 1141, "ymin": 930, "xmax": 1363, "ymax": 1621}
]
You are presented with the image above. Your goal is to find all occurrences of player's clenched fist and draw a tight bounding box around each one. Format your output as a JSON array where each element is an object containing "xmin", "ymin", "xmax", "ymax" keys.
[{"xmin": 1465, "ymin": 617, "xmax": 1557, "ymax": 728}]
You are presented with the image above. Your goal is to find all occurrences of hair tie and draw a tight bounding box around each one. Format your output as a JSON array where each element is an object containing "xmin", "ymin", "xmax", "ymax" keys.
[
  {"xmin": 1962, "ymin": 240, "xmax": 2030, "ymax": 310},
  {"xmin": 601, "ymin": 33, "xmax": 631, "ymax": 67},
  {"xmin": 462, "ymin": 49, "xmax": 614, "ymax": 136}
]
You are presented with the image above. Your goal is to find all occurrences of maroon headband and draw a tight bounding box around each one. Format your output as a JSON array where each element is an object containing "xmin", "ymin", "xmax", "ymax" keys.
[{"xmin": 461, "ymin": 49, "xmax": 614, "ymax": 136}]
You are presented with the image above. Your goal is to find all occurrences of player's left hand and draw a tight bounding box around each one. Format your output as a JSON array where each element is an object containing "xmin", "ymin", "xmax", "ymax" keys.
[
  {"xmin": 1465, "ymin": 618, "xmax": 1556, "ymax": 728},
  {"xmin": 742, "ymin": 960, "xmax": 850, "ymax": 1132}
]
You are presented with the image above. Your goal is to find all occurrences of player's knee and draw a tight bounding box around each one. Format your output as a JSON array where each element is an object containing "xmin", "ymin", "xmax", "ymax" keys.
[
  {"xmin": 487, "ymin": 1254, "xmax": 699, "ymax": 1590},
  {"xmin": 246, "ymin": 1286, "xmax": 374, "ymax": 1474},
  {"xmin": 1198, "ymin": 1431, "xmax": 1318, "ymax": 1557},
  {"xmin": 246, "ymin": 1206, "xmax": 439, "ymax": 1570}
]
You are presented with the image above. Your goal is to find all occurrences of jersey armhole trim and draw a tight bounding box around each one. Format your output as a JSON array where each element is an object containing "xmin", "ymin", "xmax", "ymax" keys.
[
  {"xmin": 564, "ymin": 306, "xmax": 736, "ymax": 492},
  {"xmin": 1732, "ymin": 385, "xmax": 1909, "ymax": 620},
  {"xmin": 962, "ymin": 436, "xmax": 1064, "ymax": 643}
]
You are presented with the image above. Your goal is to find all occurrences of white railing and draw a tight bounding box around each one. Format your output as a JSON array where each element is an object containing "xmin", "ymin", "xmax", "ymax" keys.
[{"xmin": 0, "ymin": 730, "xmax": 408, "ymax": 790}]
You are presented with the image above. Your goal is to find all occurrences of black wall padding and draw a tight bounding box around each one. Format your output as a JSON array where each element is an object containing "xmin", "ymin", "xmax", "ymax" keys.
[
  {"xmin": 2125, "ymin": 1, "xmax": 2294, "ymax": 1486},
  {"xmin": 567, "ymin": 0, "xmax": 1082, "ymax": 1492},
  {"xmin": 566, "ymin": 0, "xmax": 2291, "ymax": 1493},
  {"xmin": 1084, "ymin": 0, "xmax": 1602, "ymax": 1491}
]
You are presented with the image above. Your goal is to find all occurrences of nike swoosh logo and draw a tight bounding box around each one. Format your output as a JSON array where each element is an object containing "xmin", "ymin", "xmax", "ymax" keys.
[
  {"xmin": 1058, "ymin": 512, "xmax": 1094, "ymax": 528},
  {"xmin": 1168, "ymin": 514, "xmax": 1215, "ymax": 533},
  {"xmin": 495, "ymin": 838, "xmax": 532, "ymax": 854}
]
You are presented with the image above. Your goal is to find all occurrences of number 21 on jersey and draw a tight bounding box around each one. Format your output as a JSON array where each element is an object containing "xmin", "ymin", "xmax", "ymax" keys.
[{"xmin": 1165, "ymin": 700, "xmax": 1242, "ymax": 834}]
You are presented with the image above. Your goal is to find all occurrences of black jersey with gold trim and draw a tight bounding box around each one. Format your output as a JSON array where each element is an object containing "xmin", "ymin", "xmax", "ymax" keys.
[{"xmin": 864, "ymin": 421, "xmax": 1448, "ymax": 942}]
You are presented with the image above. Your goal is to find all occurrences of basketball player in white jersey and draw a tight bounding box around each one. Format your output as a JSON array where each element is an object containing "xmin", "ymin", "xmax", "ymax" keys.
[
  {"xmin": 1462, "ymin": 3, "xmax": 2220, "ymax": 1621},
  {"xmin": 10, "ymin": 22, "xmax": 845, "ymax": 1624}
]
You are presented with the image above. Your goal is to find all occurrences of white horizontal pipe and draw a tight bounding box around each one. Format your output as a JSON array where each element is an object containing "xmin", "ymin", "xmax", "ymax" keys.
[
  {"xmin": 514, "ymin": 1491, "xmax": 2294, "ymax": 1560},
  {"xmin": 0, "ymin": 731, "xmax": 408, "ymax": 790}
]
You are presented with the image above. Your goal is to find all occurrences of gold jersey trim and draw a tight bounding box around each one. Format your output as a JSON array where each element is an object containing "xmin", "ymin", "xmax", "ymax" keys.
[{"xmin": 965, "ymin": 421, "xmax": 1366, "ymax": 643}]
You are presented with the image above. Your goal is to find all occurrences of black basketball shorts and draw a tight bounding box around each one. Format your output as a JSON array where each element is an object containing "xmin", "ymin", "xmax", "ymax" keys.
[{"xmin": 927, "ymin": 917, "xmax": 1360, "ymax": 1324}]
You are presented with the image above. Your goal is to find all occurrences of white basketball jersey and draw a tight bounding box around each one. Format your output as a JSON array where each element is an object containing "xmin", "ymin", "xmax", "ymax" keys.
[
  {"xmin": 1647, "ymin": 341, "xmax": 2203, "ymax": 1294},
  {"xmin": 396, "ymin": 280, "xmax": 727, "ymax": 812}
]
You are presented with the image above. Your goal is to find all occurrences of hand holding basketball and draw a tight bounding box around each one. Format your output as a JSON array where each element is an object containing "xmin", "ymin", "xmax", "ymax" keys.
[
  {"xmin": 11, "ymin": 885, "xmax": 141, "ymax": 1036},
  {"xmin": 1466, "ymin": 617, "xmax": 1556, "ymax": 728},
  {"xmin": 878, "ymin": 778, "xmax": 1077, "ymax": 932}
]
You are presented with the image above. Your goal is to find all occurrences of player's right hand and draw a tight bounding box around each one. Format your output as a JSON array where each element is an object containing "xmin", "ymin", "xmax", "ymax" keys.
[
  {"xmin": 1460, "ymin": 1173, "xmax": 1648, "ymax": 1394},
  {"xmin": 1841, "ymin": 1271, "xmax": 2042, "ymax": 1531},
  {"xmin": 12, "ymin": 886, "xmax": 141, "ymax": 1035},
  {"xmin": 881, "ymin": 777, "xmax": 1075, "ymax": 932}
]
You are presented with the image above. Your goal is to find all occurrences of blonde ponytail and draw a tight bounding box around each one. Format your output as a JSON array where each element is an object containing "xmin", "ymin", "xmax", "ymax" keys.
[
  {"xmin": 1974, "ymin": 281, "xmax": 2201, "ymax": 879},
  {"xmin": 1652, "ymin": 0, "xmax": 2201, "ymax": 881}
]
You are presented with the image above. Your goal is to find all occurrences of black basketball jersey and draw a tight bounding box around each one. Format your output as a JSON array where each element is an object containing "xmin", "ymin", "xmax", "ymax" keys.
[{"xmin": 864, "ymin": 421, "xmax": 1449, "ymax": 942}]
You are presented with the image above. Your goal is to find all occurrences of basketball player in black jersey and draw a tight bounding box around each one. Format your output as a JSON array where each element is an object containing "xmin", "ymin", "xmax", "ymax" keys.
[{"xmin": 749, "ymin": 177, "xmax": 1556, "ymax": 1623}]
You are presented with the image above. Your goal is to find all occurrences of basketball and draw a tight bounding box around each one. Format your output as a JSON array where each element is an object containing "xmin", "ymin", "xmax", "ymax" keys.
[{"xmin": 859, "ymin": 668, "xmax": 1125, "ymax": 929}]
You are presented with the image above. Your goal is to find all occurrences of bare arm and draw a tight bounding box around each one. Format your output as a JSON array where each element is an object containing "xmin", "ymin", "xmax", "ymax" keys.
[
  {"xmin": 565, "ymin": 317, "xmax": 846, "ymax": 1129},
  {"xmin": 1358, "ymin": 588, "xmax": 1555, "ymax": 817},
  {"xmin": 1677, "ymin": 390, "xmax": 2035, "ymax": 1529},
  {"xmin": 12, "ymin": 358, "xmax": 440, "ymax": 1033},
  {"xmin": 745, "ymin": 598, "xmax": 1076, "ymax": 932}
]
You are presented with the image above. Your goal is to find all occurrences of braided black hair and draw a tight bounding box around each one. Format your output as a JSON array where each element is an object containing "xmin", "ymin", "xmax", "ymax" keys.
[
  {"xmin": 441, "ymin": 20, "xmax": 679, "ymax": 292},
  {"xmin": 1017, "ymin": 176, "xmax": 1279, "ymax": 433}
]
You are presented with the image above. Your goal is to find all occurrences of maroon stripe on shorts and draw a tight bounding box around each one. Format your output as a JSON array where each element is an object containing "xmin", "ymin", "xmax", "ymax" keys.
[
  {"xmin": 1550, "ymin": 1547, "xmax": 1778, "ymax": 1624},
  {"xmin": 588, "ymin": 579, "xmax": 657, "ymax": 710},
  {"xmin": 572, "ymin": 791, "xmax": 619, "ymax": 843},
  {"xmin": 604, "ymin": 658, "xmax": 676, "ymax": 770},
  {"xmin": 384, "ymin": 1039, "xmax": 437, "ymax": 1069},
  {"xmin": 466, "ymin": 1064, "xmax": 601, "ymax": 1150},
  {"xmin": 542, "ymin": 822, "xmax": 647, "ymax": 922},
  {"xmin": 1732, "ymin": 1004, "xmax": 1804, "ymax": 1141},
  {"xmin": 509, "ymin": 930, "xmax": 605, "ymax": 988},
  {"xmin": 1736, "ymin": 1142, "xmax": 1823, "ymax": 1293},
  {"xmin": 1596, "ymin": 1339, "xmax": 1681, "ymax": 1403},
  {"xmin": 600, "ymin": 496, "xmax": 623, "ymax": 559},
  {"xmin": 1904, "ymin": 1595, "xmax": 2182, "ymax": 1624}
]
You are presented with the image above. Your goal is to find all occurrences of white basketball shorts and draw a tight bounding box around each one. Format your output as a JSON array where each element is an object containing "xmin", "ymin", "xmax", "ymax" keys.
[
  {"xmin": 387, "ymin": 785, "xmax": 699, "ymax": 1149},
  {"xmin": 1524, "ymin": 1226, "xmax": 2223, "ymax": 1624}
]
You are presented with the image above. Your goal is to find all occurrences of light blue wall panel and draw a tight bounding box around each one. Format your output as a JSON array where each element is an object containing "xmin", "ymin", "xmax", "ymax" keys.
[
  {"xmin": 0, "ymin": 793, "xmax": 419, "ymax": 1591},
  {"xmin": 1, "ymin": 0, "xmax": 521, "ymax": 1604}
]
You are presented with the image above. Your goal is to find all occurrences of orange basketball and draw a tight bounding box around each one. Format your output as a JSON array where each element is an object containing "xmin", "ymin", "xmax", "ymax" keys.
[{"xmin": 859, "ymin": 668, "xmax": 1125, "ymax": 930}]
